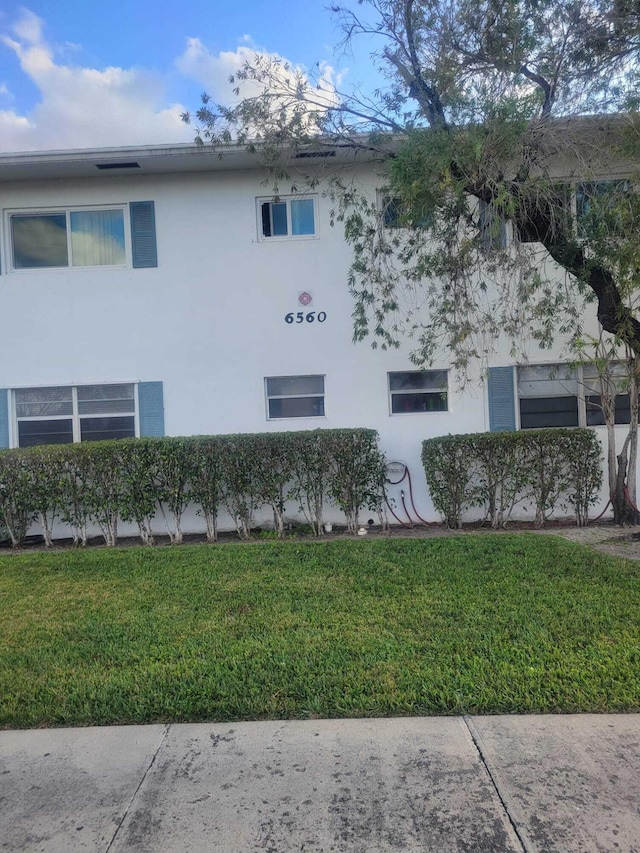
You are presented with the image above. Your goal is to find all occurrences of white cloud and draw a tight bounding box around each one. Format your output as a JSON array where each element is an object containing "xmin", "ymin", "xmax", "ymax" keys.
[
  {"xmin": 0, "ymin": 9, "xmax": 190, "ymax": 152},
  {"xmin": 176, "ymin": 39, "xmax": 266, "ymax": 101},
  {"xmin": 11, "ymin": 8, "xmax": 43, "ymax": 45},
  {"xmin": 0, "ymin": 10, "xmax": 344, "ymax": 154},
  {"xmin": 176, "ymin": 38, "xmax": 342, "ymax": 130}
]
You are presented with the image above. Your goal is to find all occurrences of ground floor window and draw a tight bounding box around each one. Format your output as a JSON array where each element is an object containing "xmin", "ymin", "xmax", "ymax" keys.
[
  {"xmin": 388, "ymin": 370, "xmax": 448, "ymax": 414},
  {"xmin": 517, "ymin": 362, "xmax": 630, "ymax": 429},
  {"xmin": 14, "ymin": 383, "xmax": 136, "ymax": 447},
  {"xmin": 265, "ymin": 375, "xmax": 325, "ymax": 419}
]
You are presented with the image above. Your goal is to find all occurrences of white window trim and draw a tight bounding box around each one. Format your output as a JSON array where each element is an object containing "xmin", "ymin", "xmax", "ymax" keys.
[
  {"xmin": 5, "ymin": 204, "xmax": 130, "ymax": 273},
  {"xmin": 264, "ymin": 375, "xmax": 326, "ymax": 421},
  {"xmin": 256, "ymin": 195, "xmax": 319, "ymax": 242},
  {"xmin": 388, "ymin": 370, "xmax": 449, "ymax": 416},
  {"xmin": 10, "ymin": 380, "xmax": 139, "ymax": 448}
]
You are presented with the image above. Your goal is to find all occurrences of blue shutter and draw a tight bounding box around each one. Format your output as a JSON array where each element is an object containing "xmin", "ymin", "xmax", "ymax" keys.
[
  {"xmin": 130, "ymin": 201, "xmax": 158, "ymax": 268},
  {"xmin": 480, "ymin": 201, "xmax": 507, "ymax": 250},
  {"xmin": 0, "ymin": 390, "xmax": 9, "ymax": 449},
  {"xmin": 488, "ymin": 367, "xmax": 516, "ymax": 432},
  {"xmin": 138, "ymin": 382, "xmax": 165, "ymax": 436}
]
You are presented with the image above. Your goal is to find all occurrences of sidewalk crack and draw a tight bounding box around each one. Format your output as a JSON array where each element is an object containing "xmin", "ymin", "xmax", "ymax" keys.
[
  {"xmin": 104, "ymin": 724, "xmax": 171, "ymax": 853},
  {"xmin": 463, "ymin": 716, "xmax": 529, "ymax": 853}
]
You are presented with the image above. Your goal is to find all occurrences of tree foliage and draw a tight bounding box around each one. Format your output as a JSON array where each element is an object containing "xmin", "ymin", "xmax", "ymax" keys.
[
  {"xmin": 184, "ymin": 0, "xmax": 640, "ymax": 524},
  {"xmin": 0, "ymin": 431, "xmax": 387, "ymax": 547},
  {"xmin": 422, "ymin": 429, "xmax": 603, "ymax": 528},
  {"xmin": 185, "ymin": 0, "xmax": 640, "ymax": 367}
]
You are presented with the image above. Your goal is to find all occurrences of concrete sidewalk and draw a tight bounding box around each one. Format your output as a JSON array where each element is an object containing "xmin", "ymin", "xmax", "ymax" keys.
[{"xmin": 1, "ymin": 715, "xmax": 639, "ymax": 853}]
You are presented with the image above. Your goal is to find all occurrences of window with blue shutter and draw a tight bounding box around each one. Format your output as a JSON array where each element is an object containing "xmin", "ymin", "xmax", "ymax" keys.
[
  {"xmin": 130, "ymin": 201, "xmax": 158, "ymax": 268},
  {"xmin": 488, "ymin": 367, "xmax": 516, "ymax": 432},
  {"xmin": 138, "ymin": 382, "xmax": 165, "ymax": 436},
  {"xmin": 0, "ymin": 390, "xmax": 9, "ymax": 449}
]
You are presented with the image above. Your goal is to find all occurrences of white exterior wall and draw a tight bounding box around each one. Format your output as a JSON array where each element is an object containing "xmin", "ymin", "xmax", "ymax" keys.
[{"xmin": 0, "ymin": 160, "xmax": 616, "ymax": 529}]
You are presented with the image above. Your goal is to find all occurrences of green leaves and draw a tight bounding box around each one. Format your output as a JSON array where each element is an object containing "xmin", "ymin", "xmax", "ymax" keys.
[
  {"xmin": 422, "ymin": 429, "xmax": 603, "ymax": 528},
  {"xmin": 0, "ymin": 429, "xmax": 387, "ymax": 547}
]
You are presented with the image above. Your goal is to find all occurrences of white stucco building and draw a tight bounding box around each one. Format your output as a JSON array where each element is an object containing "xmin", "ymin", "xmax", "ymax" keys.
[{"xmin": 0, "ymin": 142, "xmax": 625, "ymax": 524}]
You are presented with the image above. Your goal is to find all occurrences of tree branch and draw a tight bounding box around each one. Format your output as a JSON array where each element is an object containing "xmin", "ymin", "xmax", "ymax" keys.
[{"xmin": 518, "ymin": 65, "xmax": 553, "ymax": 117}]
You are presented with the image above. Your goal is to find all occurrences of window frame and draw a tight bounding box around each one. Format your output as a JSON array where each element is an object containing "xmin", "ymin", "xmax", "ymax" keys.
[
  {"xmin": 264, "ymin": 374, "xmax": 326, "ymax": 420},
  {"xmin": 388, "ymin": 370, "xmax": 449, "ymax": 416},
  {"xmin": 6, "ymin": 204, "xmax": 130, "ymax": 272},
  {"xmin": 11, "ymin": 382, "xmax": 140, "ymax": 448},
  {"xmin": 256, "ymin": 195, "xmax": 319, "ymax": 242}
]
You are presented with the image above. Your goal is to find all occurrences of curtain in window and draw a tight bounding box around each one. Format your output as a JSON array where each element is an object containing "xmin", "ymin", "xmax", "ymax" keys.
[
  {"xmin": 70, "ymin": 210, "xmax": 125, "ymax": 266},
  {"xmin": 290, "ymin": 199, "xmax": 315, "ymax": 235}
]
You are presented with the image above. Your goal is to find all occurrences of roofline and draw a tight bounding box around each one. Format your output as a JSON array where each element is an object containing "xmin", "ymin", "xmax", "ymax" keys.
[
  {"xmin": 0, "ymin": 141, "xmax": 236, "ymax": 166},
  {"xmin": 0, "ymin": 116, "xmax": 625, "ymax": 181},
  {"xmin": 0, "ymin": 137, "xmax": 392, "ymax": 183}
]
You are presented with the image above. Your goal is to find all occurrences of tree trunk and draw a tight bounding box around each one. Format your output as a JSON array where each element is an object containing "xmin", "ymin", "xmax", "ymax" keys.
[
  {"xmin": 40, "ymin": 511, "xmax": 54, "ymax": 548},
  {"xmin": 625, "ymin": 364, "xmax": 640, "ymax": 524}
]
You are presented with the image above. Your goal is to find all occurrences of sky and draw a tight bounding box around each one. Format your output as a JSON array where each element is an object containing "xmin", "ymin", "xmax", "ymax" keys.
[{"xmin": 0, "ymin": 1, "xmax": 375, "ymax": 153}]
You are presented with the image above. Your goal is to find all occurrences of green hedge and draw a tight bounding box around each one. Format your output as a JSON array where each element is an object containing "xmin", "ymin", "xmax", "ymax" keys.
[
  {"xmin": 422, "ymin": 429, "xmax": 603, "ymax": 529},
  {"xmin": 0, "ymin": 429, "xmax": 386, "ymax": 548}
]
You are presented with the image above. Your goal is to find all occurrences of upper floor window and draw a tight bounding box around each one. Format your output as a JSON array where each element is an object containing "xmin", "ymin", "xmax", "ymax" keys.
[
  {"xmin": 389, "ymin": 370, "xmax": 448, "ymax": 414},
  {"xmin": 382, "ymin": 196, "xmax": 404, "ymax": 228},
  {"xmin": 515, "ymin": 181, "xmax": 629, "ymax": 244},
  {"xmin": 479, "ymin": 200, "xmax": 507, "ymax": 249},
  {"xmin": 14, "ymin": 383, "xmax": 136, "ymax": 447},
  {"xmin": 10, "ymin": 208, "xmax": 126, "ymax": 270},
  {"xmin": 380, "ymin": 195, "xmax": 434, "ymax": 230},
  {"xmin": 515, "ymin": 185, "xmax": 571, "ymax": 244},
  {"xmin": 258, "ymin": 196, "xmax": 316, "ymax": 239},
  {"xmin": 265, "ymin": 375, "xmax": 325, "ymax": 419},
  {"xmin": 575, "ymin": 180, "xmax": 628, "ymax": 239}
]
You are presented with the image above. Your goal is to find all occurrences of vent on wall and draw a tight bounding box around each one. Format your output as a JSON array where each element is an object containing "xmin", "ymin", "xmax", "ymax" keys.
[
  {"xmin": 293, "ymin": 150, "xmax": 336, "ymax": 159},
  {"xmin": 96, "ymin": 162, "xmax": 141, "ymax": 170}
]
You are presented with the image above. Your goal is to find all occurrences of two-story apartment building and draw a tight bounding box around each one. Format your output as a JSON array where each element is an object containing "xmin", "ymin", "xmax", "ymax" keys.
[{"xmin": 0, "ymin": 141, "xmax": 624, "ymax": 526}]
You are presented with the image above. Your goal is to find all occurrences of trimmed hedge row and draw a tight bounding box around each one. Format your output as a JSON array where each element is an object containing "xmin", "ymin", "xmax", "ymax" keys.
[
  {"xmin": 0, "ymin": 429, "xmax": 387, "ymax": 547},
  {"xmin": 422, "ymin": 429, "xmax": 603, "ymax": 529}
]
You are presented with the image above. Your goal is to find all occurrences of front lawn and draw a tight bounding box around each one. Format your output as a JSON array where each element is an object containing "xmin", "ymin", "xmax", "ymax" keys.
[{"xmin": 1, "ymin": 535, "xmax": 639, "ymax": 728}]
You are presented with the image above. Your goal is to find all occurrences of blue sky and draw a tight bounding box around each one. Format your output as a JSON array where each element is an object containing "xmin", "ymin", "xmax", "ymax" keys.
[{"xmin": 0, "ymin": 1, "xmax": 375, "ymax": 152}]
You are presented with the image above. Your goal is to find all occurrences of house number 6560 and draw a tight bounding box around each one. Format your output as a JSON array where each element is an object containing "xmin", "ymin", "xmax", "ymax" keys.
[{"xmin": 285, "ymin": 311, "xmax": 327, "ymax": 324}]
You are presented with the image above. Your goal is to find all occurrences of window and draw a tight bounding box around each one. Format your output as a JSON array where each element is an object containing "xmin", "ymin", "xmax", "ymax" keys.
[
  {"xmin": 582, "ymin": 362, "xmax": 631, "ymax": 426},
  {"xmin": 382, "ymin": 196, "xmax": 404, "ymax": 228},
  {"xmin": 381, "ymin": 195, "xmax": 433, "ymax": 230},
  {"xmin": 576, "ymin": 180, "xmax": 628, "ymax": 239},
  {"xmin": 14, "ymin": 383, "xmax": 136, "ymax": 447},
  {"xmin": 265, "ymin": 375, "xmax": 325, "ymax": 419},
  {"xmin": 515, "ymin": 184, "xmax": 571, "ymax": 244},
  {"xmin": 517, "ymin": 364, "xmax": 579, "ymax": 428},
  {"xmin": 258, "ymin": 197, "xmax": 316, "ymax": 239},
  {"xmin": 517, "ymin": 362, "xmax": 631, "ymax": 429},
  {"xmin": 389, "ymin": 370, "xmax": 448, "ymax": 414},
  {"xmin": 10, "ymin": 208, "xmax": 126, "ymax": 269}
]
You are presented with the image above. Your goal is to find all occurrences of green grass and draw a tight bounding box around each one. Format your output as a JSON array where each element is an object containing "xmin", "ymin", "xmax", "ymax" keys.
[{"xmin": 1, "ymin": 535, "xmax": 639, "ymax": 728}]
